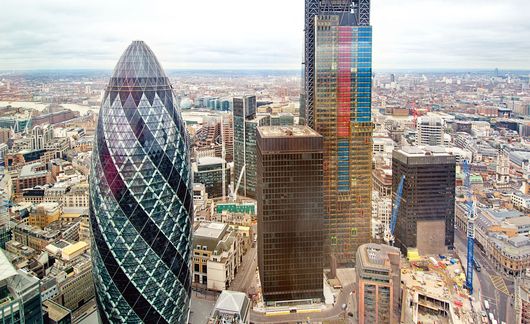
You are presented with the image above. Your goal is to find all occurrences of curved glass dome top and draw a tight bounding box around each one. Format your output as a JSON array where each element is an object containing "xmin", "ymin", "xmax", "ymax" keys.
[{"xmin": 113, "ymin": 40, "xmax": 167, "ymax": 79}]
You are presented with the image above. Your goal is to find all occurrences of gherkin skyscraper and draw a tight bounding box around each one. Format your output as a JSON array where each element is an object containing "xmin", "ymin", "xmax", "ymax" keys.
[{"xmin": 89, "ymin": 41, "xmax": 193, "ymax": 323}]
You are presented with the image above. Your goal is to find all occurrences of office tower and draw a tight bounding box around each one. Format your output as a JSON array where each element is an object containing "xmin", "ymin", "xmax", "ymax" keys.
[
  {"xmin": 356, "ymin": 243, "xmax": 401, "ymax": 324},
  {"xmin": 416, "ymin": 116, "xmax": 444, "ymax": 146},
  {"xmin": 89, "ymin": 41, "xmax": 193, "ymax": 323},
  {"xmin": 304, "ymin": 0, "xmax": 373, "ymax": 263},
  {"xmin": 257, "ymin": 125, "xmax": 324, "ymax": 303},
  {"xmin": 233, "ymin": 96, "xmax": 269, "ymax": 199},
  {"xmin": 193, "ymin": 157, "xmax": 230, "ymax": 198},
  {"xmin": 0, "ymin": 250, "xmax": 43, "ymax": 324},
  {"xmin": 392, "ymin": 147, "xmax": 456, "ymax": 255}
]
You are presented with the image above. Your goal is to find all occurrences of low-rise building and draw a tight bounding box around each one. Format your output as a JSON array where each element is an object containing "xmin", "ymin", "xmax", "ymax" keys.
[
  {"xmin": 13, "ymin": 162, "xmax": 50, "ymax": 196},
  {"xmin": 13, "ymin": 223, "xmax": 61, "ymax": 251},
  {"xmin": 29, "ymin": 202, "xmax": 61, "ymax": 229},
  {"xmin": 512, "ymin": 192, "xmax": 530, "ymax": 212},
  {"xmin": 47, "ymin": 253, "xmax": 94, "ymax": 315},
  {"xmin": 192, "ymin": 222, "xmax": 243, "ymax": 291},
  {"xmin": 209, "ymin": 290, "xmax": 251, "ymax": 324},
  {"xmin": 42, "ymin": 299, "xmax": 72, "ymax": 324}
]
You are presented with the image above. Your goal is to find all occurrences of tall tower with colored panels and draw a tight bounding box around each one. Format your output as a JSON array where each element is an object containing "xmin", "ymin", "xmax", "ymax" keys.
[
  {"xmin": 305, "ymin": 0, "xmax": 373, "ymax": 264},
  {"xmin": 89, "ymin": 41, "xmax": 193, "ymax": 323}
]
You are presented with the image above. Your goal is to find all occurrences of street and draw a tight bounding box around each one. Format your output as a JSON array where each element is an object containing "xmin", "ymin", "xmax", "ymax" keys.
[{"xmin": 455, "ymin": 227, "xmax": 514, "ymax": 323}]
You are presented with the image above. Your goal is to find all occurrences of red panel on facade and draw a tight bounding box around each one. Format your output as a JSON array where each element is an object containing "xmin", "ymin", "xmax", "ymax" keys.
[{"xmin": 337, "ymin": 27, "xmax": 352, "ymax": 137}]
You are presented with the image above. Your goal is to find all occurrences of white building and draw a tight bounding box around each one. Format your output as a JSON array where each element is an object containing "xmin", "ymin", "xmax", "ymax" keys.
[
  {"xmin": 512, "ymin": 192, "xmax": 530, "ymax": 212},
  {"xmin": 31, "ymin": 124, "xmax": 53, "ymax": 150},
  {"xmin": 192, "ymin": 222, "xmax": 243, "ymax": 292},
  {"xmin": 416, "ymin": 116, "xmax": 444, "ymax": 146}
]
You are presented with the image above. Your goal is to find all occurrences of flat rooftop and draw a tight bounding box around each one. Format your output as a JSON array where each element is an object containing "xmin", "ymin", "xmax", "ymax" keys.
[
  {"xmin": 398, "ymin": 146, "xmax": 452, "ymax": 157},
  {"xmin": 358, "ymin": 243, "xmax": 400, "ymax": 270},
  {"xmin": 258, "ymin": 125, "xmax": 321, "ymax": 138},
  {"xmin": 194, "ymin": 222, "xmax": 228, "ymax": 240}
]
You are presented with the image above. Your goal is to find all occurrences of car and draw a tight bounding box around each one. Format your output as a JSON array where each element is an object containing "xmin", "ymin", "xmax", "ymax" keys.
[
  {"xmin": 481, "ymin": 311, "xmax": 487, "ymax": 317},
  {"xmin": 348, "ymin": 312, "xmax": 354, "ymax": 317}
]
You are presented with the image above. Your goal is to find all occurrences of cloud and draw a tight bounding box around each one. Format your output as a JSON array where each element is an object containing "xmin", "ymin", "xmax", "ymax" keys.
[{"xmin": 0, "ymin": 0, "xmax": 528, "ymax": 70}]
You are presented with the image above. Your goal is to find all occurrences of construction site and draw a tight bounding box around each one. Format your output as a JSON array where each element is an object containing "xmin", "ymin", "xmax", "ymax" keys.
[{"xmin": 400, "ymin": 251, "xmax": 476, "ymax": 323}]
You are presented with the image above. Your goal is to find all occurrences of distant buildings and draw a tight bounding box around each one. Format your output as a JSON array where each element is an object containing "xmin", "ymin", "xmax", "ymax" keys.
[
  {"xmin": 0, "ymin": 250, "xmax": 43, "ymax": 323},
  {"xmin": 356, "ymin": 243, "xmax": 401, "ymax": 324},
  {"xmin": 209, "ymin": 290, "xmax": 251, "ymax": 324},
  {"xmin": 193, "ymin": 156, "xmax": 230, "ymax": 198},
  {"xmin": 256, "ymin": 125, "xmax": 324, "ymax": 303},
  {"xmin": 89, "ymin": 41, "xmax": 193, "ymax": 323},
  {"xmin": 305, "ymin": 0, "xmax": 374, "ymax": 263},
  {"xmin": 393, "ymin": 147, "xmax": 456, "ymax": 255}
]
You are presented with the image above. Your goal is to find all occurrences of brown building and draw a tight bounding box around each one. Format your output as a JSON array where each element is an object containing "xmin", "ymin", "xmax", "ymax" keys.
[
  {"xmin": 13, "ymin": 162, "xmax": 50, "ymax": 196},
  {"xmin": 29, "ymin": 202, "xmax": 61, "ymax": 229},
  {"xmin": 256, "ymin": 125, "xmax": 324, "ymax": 304},
  {"xmin": 392, "ymin": 147, "xmax": 456, "ymax": 255},
  {"xmin": 356, "ymin": 243, "xmax": 401, "ymax": 324}
]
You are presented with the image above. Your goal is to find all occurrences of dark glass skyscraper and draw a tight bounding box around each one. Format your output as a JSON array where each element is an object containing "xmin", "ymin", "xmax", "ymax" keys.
[
  {"xmin": 89, "ymin": 41, "xmax": 193, "ymax": 323},
  {"xmin": 304, "ymin": 0, "xmax": 374, "ymax": 264},
  {"xmin": 257, "ymin": 126, "xmax": 324, "ymax": 303}
]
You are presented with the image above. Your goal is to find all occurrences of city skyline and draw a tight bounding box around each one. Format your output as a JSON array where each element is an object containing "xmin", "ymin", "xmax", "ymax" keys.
[{"xmin": 1, "ymin": 0, "xmax": 529, "ymax": 71}]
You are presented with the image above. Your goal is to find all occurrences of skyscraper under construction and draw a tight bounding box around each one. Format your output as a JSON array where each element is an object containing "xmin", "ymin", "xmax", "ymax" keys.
[{"xmin": 303, "ymin": 0, "xmax": 373, "ymax": 263}]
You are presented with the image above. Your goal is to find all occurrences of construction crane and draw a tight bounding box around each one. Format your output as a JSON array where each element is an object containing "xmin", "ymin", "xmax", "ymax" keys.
[
  {"xmin": 384, "ymin": 175, "xmax": 405, "ymax": 246},
  {"xmin": 230, "ymin": 164, "xmax": 246, "ymax": 202},
  {"xmin": 463, "ymin": 159, "xmax": 476, "ymax": 295}
]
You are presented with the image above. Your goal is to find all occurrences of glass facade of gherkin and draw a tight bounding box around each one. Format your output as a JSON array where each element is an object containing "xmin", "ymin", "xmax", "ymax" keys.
[{"xmin": 89, "ymin": 41, "xmax": 193, "ymax": 323}]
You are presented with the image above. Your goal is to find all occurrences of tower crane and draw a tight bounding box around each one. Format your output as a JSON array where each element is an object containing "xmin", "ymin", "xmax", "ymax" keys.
[
  {"xmin": 230, "ymin": 164, "xmax": 246, "ymax": 202},
  {"xmin": 384, "ymin": 175, "xmax": 405, "ymax": 246},
  {"xmin": 463, "ymin": 159, "xmax": 476, "ymax": 295}
]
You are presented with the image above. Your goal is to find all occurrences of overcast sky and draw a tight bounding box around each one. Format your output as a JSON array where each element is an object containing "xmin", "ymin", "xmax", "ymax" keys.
[{"xmin": 1, "ymin": 0, "xmax": 529, "ymax": 71}]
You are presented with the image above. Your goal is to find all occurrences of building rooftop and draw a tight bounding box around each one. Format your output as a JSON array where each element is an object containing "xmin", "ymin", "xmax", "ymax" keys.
[
  {"xmin": 42, "ymin": 300, "xmax": 71, "ymax": 321},
  {"xmin": 398, "ymin": 146, "xmax": 452, "ymax": 157},
  {"xmin": 0, "ymin": 249, "xmax": 18, "ymax": 282},
  {"xmin": 19, "ymin": 162, "xmax": 47, "ymax": 178},
  {"xmin": 197, "ymin": 156, "xmax": 225, "ymax": 166},
  {"xmin": 194, "ymin": 222, "xmax": 228, "ymax": 240},
  {"xmin": 358, "ymin": 243, "xmax": 400, "ymax": 269},
  {"xmin": 506, "ymin": 216, "xmax": 530, "ymax": 227},
  {"xmin": 258, "ymin": 125, "xmax": 321, "ymax": 138},
  {"xmin": 211, "ymin": 290, "xmax": 250, "ymax": 323},
  {"xmin": 62, "ymin": 241, "xmax": 88, "ymax": 257}
]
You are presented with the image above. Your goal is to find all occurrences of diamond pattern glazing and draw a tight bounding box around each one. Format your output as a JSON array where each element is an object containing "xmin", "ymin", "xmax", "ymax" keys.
[{"xmin": 89, "ymin": 41, "xmax": 193, "ymax": 324}]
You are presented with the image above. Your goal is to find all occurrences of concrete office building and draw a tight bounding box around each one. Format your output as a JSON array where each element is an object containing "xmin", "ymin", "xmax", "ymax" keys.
[
  {"xmin": 392, "ymin": 147, "xmax": 456, "ymax": 255},
  {"xmin": 257, "ymin": 126, "xmax": 324, "ymax": 303},
  {"xmin": 416, "ymin": 116, "xmax": 444, "ymax": 146},
  {"xmin": 356, "ymin": 243, "xmax": 401, "ymax": 324}
]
